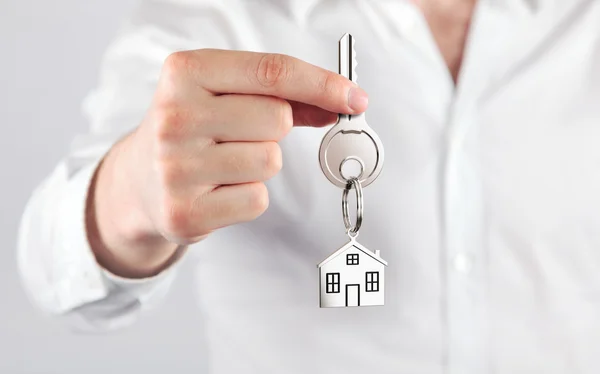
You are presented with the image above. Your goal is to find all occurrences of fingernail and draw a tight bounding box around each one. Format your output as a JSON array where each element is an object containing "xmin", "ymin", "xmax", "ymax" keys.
[{"xmin": 348, "ymin": 87, "xmax": 369, "ymax": 112}]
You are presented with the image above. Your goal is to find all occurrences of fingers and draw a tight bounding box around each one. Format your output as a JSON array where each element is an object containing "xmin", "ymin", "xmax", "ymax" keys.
[
  {"xmin": 164, "ymin": 141, "xmax": 282, "ymax": 189},
  {"xmin": 167, "ymin": 182, "xmax": 270, "ymax": 237},
  {"xmin": 203, "ymin": 95, "xmax": 294, "ymax": 141},
  {"xmin": 199, "ymin": 182, "xmax": 269, "ymax": 231},
  {"xmin": 199, "ymin": 141, "xmax": 283, "ymax": 185},
  {"xmin": 176, "ymin": 49, "xmax": 369, "ymax": 114},
  {"xmin": 209, "ymin": 95, "xmax": 338, "ymax": 139},
  {"xmin": 148, "ymin": 49, "xmax": 360, "ymax": 245},
  {"xmin": 164, "ymin": 95, "xmax": 339, "ymax": 143}
]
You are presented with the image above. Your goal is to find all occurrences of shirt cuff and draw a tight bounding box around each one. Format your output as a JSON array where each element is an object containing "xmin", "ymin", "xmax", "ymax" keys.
[
  {"xmin": 52, "ymin": 158, "xmax": 186, "ymax": 312},
  {"xmin": 100, "ymin": 245, "xmax": 187, "ymax": 305}
]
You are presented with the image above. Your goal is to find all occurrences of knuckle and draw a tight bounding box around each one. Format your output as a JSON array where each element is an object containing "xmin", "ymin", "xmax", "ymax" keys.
[
  {"xmin": 164, "ymin": 51, "xmax": 196, "ymax": 76},
  {"xmin": 261, "ymin": 142, "xmax": 282, "ymax": 177},
  {"xmin": 255, "ymin": 53, "xmax": 292, "ymax": 89},
  {"xmin": 161, "ymin": 192, "xmax": 211, "ymax": 240},
  {"xmin": 160, "ymin": 54, "xmax": 184, "ymax": 92},
  {"xmin": 154, "ymin": 106, "xmax": 182, "ymax": 142},
  {"xmin": 153, "ymin": 104, "xmax": 186, "ymax": 143},
  {"xmin": 247, "ymin": 183, "xmax": 269, "ymax": 217},
  {"xmin": 158, "ymin": 52, "xmax": 200, "ymax": 104},
  {"xmin": 160, "ymin": 197, "xmax": 191, "ymax": 238}
]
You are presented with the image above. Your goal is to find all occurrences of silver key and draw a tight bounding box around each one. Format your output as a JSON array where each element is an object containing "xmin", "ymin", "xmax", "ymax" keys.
[{"xmin": 318, "ymin": 33, "xmax": 384, "ymax": 188}]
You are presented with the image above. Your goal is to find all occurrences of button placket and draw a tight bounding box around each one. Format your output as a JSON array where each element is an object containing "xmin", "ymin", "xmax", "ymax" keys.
[{"xmin": 443, "ymin": 110, "xmax": 489, "ymax": 374}]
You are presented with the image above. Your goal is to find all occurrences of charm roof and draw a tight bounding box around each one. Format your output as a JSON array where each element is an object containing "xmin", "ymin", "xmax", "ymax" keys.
[{"xmin": 317, "ymin": 239, "xmax": 388, "ymax": 268}]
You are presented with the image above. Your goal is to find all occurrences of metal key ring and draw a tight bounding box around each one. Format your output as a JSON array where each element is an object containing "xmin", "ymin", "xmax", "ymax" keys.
[{"xmin": 342, "ymin": 177, "xmax": 363, "ymax": 237}]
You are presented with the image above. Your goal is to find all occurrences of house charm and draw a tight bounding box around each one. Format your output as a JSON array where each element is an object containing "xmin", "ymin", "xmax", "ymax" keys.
[{"xmin": 317, "ymin": 237, "xmax": 388, "ymax": 308}]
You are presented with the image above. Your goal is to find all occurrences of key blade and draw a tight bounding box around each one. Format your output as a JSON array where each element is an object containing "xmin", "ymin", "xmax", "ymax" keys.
[
  {"xmin": 339, "ymin": 33, "xmax": 357, "ymax": 84},
  {"xmin": 338, "ymin": 33, "xmax": 362, "ymax": 121}
]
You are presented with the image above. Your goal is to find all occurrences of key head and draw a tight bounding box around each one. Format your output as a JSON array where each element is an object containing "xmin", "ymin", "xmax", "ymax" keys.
[{"xmin": 318, "ymin": 115, "xmax": 384, "ymax": 188}]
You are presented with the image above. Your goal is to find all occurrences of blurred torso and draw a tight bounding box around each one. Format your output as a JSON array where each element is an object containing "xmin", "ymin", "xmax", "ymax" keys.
[{"xmin": 132, "ymin": 0, "xmax": 600, "ymax": 372}]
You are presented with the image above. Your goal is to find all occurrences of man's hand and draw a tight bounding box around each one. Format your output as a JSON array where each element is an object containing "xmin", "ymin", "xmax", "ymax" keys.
[{"xmin": 87, "ymin": 49, "xmax": 369, "ymax": 278}]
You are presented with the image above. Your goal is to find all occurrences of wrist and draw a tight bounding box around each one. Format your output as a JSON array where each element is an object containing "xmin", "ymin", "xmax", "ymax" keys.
[{"xmin": 87, "ymin": 131, "xmax": 179, "ymax": 278}]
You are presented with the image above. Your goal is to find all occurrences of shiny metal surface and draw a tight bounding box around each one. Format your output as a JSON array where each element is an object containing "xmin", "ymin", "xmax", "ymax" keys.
[
  {"xmin": 319, "ymin": 33, "xmax": 384, "ymax": 188},
  {"xmin": 341, "ymin": 177, "xmax": 363, "ymax": 236}
]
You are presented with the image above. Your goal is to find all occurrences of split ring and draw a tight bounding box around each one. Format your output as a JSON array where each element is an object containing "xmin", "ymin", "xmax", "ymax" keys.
[{"xmin": 342, "ymin": 177, "xmax": 363, "ymax": 236}]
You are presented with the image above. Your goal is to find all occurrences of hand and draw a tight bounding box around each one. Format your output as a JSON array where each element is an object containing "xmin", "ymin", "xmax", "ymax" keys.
[{"xmin": 89, "ymin": 49, "xmax": 369, "ymax": 277}]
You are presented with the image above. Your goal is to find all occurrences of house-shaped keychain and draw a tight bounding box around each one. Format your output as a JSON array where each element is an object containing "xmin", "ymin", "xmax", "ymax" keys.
[{"xmin": 317, "ymin": 238, "xmax": 388, "ymax": 308}]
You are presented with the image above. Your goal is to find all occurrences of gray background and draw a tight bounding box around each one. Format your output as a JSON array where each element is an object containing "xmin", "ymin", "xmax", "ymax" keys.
[{"xmin": 0, "ymin": 1, "xmax": 206, "ymax": 372}]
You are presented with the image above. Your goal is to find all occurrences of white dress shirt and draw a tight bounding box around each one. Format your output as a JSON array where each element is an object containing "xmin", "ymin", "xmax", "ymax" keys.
[{"xmin": 17, "ymin": 0, "xmax": 600, "ymax": 373}]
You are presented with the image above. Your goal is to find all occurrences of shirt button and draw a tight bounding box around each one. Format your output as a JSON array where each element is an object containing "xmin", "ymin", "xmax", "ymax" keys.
[{"xmin": 452, "ymin": 253, "xmax": 473, "ymax": 274}]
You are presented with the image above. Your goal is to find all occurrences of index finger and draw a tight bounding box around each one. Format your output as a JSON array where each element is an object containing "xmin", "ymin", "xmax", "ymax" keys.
[{"xmin": 185, "ymin": 49, "xmax": 369, "ymax": 115}]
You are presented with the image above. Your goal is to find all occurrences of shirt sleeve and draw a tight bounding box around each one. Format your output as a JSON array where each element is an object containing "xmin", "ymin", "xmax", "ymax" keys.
[{"xmin": 16, "ymin": 0, "xmax": 238, "ymax": 332}]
